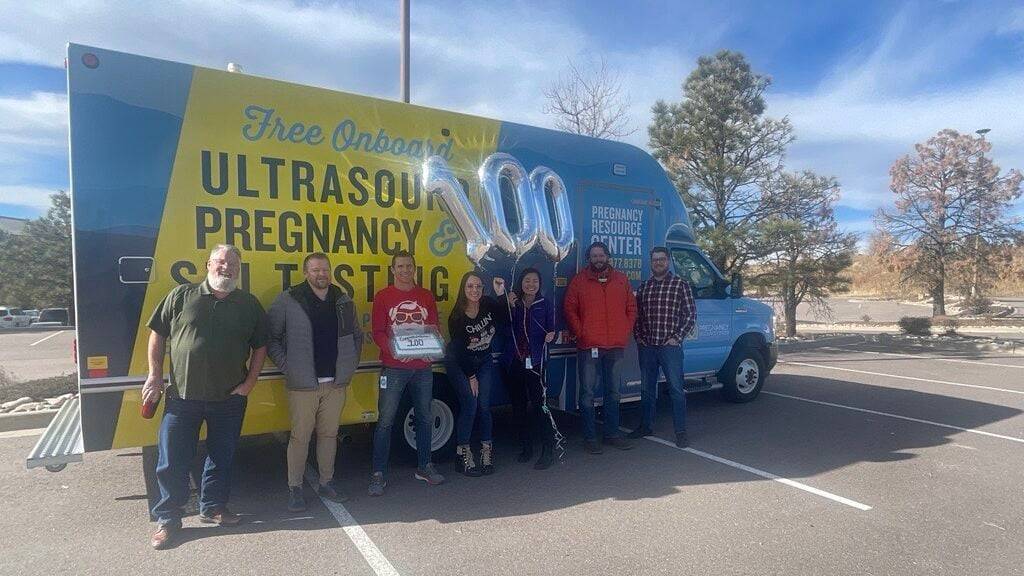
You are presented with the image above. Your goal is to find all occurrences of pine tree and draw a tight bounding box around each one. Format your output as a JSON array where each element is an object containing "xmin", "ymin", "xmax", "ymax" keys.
[{"xmin": 649, "ymin": 50, "xmax": 793, "ymax": 276}]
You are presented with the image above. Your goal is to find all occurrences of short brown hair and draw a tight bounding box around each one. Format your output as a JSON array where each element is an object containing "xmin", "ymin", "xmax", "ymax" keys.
[
  {"xmin": 391, "ymin": 250, "xmax": 415, "ymax": 267},
  {"xmin": 650, "ymin": 246, "xmax": 670, "ymax": 259},
  {"xmin": 303, "ymin": 252, "xmax": 330, "ymax": 272}
]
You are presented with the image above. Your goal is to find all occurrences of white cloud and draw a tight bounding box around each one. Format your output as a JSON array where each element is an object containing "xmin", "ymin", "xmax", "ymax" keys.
[
  {"xmin": 1, "ymin": 0, "xmax": 1019, "ymax": 225},
  {"xmin": 0, "ymin": 92, "xmax": 67, "ymax": 148},
  {"xmin": 0, "ymin": 185, "xmax": 59, "ymax": 209},
  {"xmin": 0, "ymin": 92, "xmax": 69, "ymax": 213},
  {"xmin": 768, "ymin": 3, "xmax": 1024, "ymax": 214}
]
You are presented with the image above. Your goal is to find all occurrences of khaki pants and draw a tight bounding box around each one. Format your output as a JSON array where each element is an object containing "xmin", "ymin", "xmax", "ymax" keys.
[{"xmin": 287, "ymin": 383, "xmax": 347, "ymax": 487}]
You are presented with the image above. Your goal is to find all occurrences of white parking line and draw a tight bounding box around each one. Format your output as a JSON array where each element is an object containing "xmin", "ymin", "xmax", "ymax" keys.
[
  {"xmin": 639, "ymin": 432, "xmax": 872, "ymax": 511},
  {"xmin": 29, "ymin": 330, "xmax": 65, "ymax": 346},
  {"xmin": 305, "ymin": 464, "xmax": 400, "ymax": 576},
  {"xmin": 821, "ymin": 346, "xmax": 1024, "ymax": 370},
  {"xmin": 764, "ymin": 391, "xmax": 1024, "ymax": 445},
  {"xmin": 780, "ymin": 360, "xmax": 1024, "ymax": 396}
]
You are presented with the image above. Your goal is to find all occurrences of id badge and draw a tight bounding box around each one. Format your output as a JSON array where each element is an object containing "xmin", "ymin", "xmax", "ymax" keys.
[
  {"xmin": 525, "ymin": 356, "xmax": 533, "ymax": 370},
  {"xmin": 591, "ymin": 347, "xmax": 599, "ymax": 359},
  {"xmin": 379, "ymin": 375, "xmax": 388, "ymax": 389}
]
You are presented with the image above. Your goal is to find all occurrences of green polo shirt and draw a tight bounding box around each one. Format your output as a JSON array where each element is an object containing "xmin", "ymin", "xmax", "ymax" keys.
[{"xmin": 147, "ymin": 280, "xmax": 268, "ymax": 401}]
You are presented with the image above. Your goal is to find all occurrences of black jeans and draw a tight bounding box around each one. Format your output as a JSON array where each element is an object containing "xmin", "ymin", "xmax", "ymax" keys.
[{"xmin": 504, "ymin": 361, "xmax": 554, "ymax": 448}]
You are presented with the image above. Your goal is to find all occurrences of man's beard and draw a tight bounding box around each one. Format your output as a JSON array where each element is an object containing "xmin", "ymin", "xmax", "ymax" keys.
[
  {"xmin": 590, "ymin": 262, "xmax": 608, "ymax": 272},
  {"xmin": 310, "ymin": 276, "xmax": 330, "ymax": 290},
  {"xmin": 207, "ymin": 272, "xmax": 238, "ymax": 292}
]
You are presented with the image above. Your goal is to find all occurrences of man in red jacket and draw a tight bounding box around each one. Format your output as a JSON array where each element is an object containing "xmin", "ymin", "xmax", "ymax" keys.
[{"xmin": 564, "ymin": 241, "xmax": 638, "ymax": 454}]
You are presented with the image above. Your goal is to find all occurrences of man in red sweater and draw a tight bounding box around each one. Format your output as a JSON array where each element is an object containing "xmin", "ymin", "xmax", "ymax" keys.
[
  {"xmin": 368, "ymin": 250, "xmax": 445, "ymax": 496},
  {"xmin": 564, "ymin": 241, "xmax": 638, "ymax": 454}
]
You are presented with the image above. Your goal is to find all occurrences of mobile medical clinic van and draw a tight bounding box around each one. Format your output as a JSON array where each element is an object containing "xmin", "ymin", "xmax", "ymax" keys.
[{"xmin": 27, "ymin": 44, "xmax": 777, "ymax": 471}]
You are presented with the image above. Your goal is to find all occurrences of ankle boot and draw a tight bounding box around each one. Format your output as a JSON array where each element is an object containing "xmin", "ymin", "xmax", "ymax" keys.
[
  {"xmin": 534, "ymin": 443, "xmax": 554, "ymax": 470},
  {"xmin": 479, "ymin": 441, "xmax": 495, "ymax": 475},
  {"xmin": 456, "ymin": 444, "xmax": 482, "ymax": 477}
]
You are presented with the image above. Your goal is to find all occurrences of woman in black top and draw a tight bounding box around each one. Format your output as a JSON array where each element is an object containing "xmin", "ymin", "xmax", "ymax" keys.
[{"xmin": 446, "ymin": 271, "xmax": 504, "ymax": 476}]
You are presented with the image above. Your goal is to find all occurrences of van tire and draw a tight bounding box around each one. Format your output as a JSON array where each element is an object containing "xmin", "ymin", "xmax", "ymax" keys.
[
  {"xmin": 394, "ymin": 375, "xmax": 458, "ymax": 462},
  {"xmin": 719, "ymin": 347, "xmax": 766, "ymax": 403}
]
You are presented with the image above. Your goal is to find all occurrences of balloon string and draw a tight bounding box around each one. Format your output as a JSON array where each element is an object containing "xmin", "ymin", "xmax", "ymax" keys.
[{"xmin": 503, "ymin": 258, "xmax": 566, "ymax": 463}]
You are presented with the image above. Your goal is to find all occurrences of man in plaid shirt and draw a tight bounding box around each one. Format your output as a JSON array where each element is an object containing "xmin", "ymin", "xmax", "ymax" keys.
[{"xmin": 629, "ymin": 246, "xmax": 697, "ymax": 447}]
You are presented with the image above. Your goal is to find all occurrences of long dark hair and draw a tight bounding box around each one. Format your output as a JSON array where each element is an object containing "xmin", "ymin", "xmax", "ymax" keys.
[
  {"xmin": 515, "ymin": 267, "xmax": 543, "ymax": 301},
  {"xmin": 453, "ymin": 270, "xmax": 484, "ymax": 319}
]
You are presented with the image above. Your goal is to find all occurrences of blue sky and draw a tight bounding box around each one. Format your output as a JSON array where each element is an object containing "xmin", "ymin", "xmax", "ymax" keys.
[{"xmin": 2, "ymin": 0, "xmax": 1022, "ymax": 241}]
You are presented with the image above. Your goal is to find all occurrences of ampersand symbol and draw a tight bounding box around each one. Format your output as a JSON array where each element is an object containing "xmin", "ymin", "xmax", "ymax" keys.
[{"xmin": 429, "ymin": 218, "xmax": 460, "ymax": 257}]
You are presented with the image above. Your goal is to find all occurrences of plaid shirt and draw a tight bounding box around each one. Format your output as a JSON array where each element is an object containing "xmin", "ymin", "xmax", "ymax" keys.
[{"xmin": 634, "ymin": 272, "xmax": 696, "ymax": 346}]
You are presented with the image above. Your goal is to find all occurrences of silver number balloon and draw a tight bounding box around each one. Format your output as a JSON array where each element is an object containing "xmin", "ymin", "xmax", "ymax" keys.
[
  {"xmin": 530, "ymin": 166, "xmax": 575, "ymax": 261},
  {"xmin": 422, "ymin": 156, "xmax": 494, "ymax": 266},
  {"xmin": 478, "ymin": 153, "xmax": 539, "ymax": 258}
]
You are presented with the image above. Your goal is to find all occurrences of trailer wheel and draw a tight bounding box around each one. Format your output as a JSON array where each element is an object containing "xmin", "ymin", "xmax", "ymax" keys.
[
  {"xmin": 45, "ymin": 464, "xmax": 67, "ymax": 472},
  {"xmin": 394, "ymin": 375, "xmax": 458, "ymax": 462},
  {"xmin": 719, "ymin": 347, "xmax": 766, "ymax": 403}
]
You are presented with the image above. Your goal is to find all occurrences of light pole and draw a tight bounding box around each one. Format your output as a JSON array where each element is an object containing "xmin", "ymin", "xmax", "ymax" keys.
[{"xmin": 400, "ymin": 0, "xmax": 410, "ymax": 103}]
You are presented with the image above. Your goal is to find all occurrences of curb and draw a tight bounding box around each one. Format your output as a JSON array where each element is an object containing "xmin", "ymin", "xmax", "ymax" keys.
[
  {"xmin": 869, "ymin": 333, "xmax": 1023, "ymax": 355},
  {"xmin": 0, "ymin": 325, "xmax": 72, "ymax": 336},
  {"xmin": 778, "ymin": 334, "xmax": 866, "ymax": 353},
  {"xmin": 0, "ymin": 409, "xmax": 58, "ymax": 433}
]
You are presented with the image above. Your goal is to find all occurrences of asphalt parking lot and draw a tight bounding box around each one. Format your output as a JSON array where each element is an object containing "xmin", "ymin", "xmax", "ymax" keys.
[
  {"xmin": 2, "ymin": 338, "xmax": 1023, "ymax": 576},
  {"xmin": 0, "ymin": 328, "xmax": 76, "ymax": 382}
]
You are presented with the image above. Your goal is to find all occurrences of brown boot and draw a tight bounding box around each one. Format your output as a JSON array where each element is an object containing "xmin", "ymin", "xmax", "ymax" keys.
[
  {"xmin": 150, "ymin": 524, "xmax": 177, "ymax": 550},
  {"xmin": 199, "ymin": 508, "xmax": 241, "ymax": 525}
]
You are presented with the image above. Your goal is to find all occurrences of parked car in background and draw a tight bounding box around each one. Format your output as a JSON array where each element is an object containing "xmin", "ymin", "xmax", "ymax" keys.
[
  {"xmin": 0, "ymin": 306, "xmax": 31, "ymax": 328},
  {"xmin": 24, "ymin": 309, "xmax": 40, "ymax": 324},
  {"xmin": 34, "ymin": 308, "xmax": 71, "ymax": 327}
]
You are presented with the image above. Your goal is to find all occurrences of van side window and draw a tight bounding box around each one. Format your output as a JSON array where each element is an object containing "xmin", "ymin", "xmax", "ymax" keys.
[{"xmin": 670, "ymin": 249, "xmax": 718, "ymax": 299}]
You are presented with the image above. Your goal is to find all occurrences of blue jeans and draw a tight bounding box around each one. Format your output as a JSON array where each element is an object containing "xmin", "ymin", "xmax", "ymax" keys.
[
  {"xmin": 577, "ymin": 348, "xmax": 624, "ymax": 441},
  {"xmin": 638, "ymin": 344, "xmax": 687, "ymax": 435},
  {"xmin": 152, "ymin": 394, "xmax": 247, "ymax": 528},
  {"xmin": 372, "ymin": 367, "xmax": 433, "ymax": 473},
  {"xmin": 446, "ymin": 356, "xmax": 496, "ymax": 445}
]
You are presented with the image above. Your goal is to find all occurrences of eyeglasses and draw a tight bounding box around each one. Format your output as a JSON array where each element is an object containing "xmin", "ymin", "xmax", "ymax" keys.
[{"xmin": 394, "ymin": 311, "xmax": 425, "ymax": 323}]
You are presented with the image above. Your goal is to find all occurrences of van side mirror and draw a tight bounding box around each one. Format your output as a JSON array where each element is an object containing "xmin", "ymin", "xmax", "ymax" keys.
[{"xmin": 730, "ymin": 273, "xmax": 744, "ymax": 298}]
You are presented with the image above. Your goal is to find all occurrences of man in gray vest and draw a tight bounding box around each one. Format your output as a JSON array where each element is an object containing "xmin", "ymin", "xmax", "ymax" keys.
[{"xmin": 268, "ymin": 253, "xmax": 363, "ymax": 511}]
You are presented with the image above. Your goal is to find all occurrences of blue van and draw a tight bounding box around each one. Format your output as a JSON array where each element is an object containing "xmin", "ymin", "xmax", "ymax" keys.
[{"xmin": 28, "ymin": 44, "xmax": 775, "ymax": 469}]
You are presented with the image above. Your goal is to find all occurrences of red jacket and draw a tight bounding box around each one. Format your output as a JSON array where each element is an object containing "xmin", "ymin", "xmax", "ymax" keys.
[{"xmin": 564, "ymin": 266, "xmax": 637, "ymax": 350}]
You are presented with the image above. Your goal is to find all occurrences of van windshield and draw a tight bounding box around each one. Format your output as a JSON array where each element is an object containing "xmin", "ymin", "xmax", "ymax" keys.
[{"xmin": 670, "ymin": 249, "xmax": 719, "ymax": 299}]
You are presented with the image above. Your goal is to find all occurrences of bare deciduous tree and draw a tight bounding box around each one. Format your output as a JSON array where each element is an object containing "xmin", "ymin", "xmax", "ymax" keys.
[
  {"xmin": 543, "ymin": 57, "xmax": 637, "ymax": 140},
  {"xmin": 876, "ymin": 129, "xmax": 1022, "ymax": 316}
]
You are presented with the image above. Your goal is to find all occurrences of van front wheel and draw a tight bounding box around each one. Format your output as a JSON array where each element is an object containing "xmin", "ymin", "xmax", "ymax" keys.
[
  {"xmin": 394, "ymin": 377, "xmax": 458, "ymax": 462},
  {"xmin": 719, "ymin": 347, "xmax": 766, "ymax": 403}
]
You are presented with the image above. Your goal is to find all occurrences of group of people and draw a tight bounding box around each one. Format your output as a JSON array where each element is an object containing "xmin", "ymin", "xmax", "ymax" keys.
[{"xmin": 141, "ymin": 241, "xmax": 696, "ymax": 550}]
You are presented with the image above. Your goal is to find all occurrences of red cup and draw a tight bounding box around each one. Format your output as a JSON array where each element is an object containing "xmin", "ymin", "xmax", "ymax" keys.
[{"xmin": 141, "ymin": 395, "xmax": 161, "ymax": 419}]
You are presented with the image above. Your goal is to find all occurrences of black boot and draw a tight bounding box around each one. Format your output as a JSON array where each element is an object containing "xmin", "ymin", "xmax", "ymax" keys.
[
  {"xmin": 517, "ymin": 440, "xmax": 533, "ymax": 463},
  {"xmin": 480, "ymin": 441, "xmax": 495, "ymax": 475},
  {"xmin": 456, "ymin": 444, "xmax": 482, "ymax": 477},
  {"xmin": 534, "ymin": 443, "xmax": 554, "ymax": 470}
]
